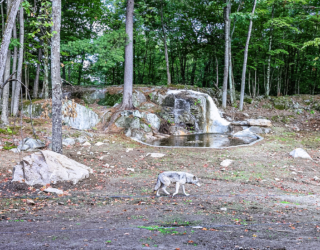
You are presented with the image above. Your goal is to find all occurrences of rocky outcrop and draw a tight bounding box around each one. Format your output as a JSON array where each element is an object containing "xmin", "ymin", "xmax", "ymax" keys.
[
  {"xmin": 12, "ymin": 150, "xmax": 93, "ymax": 186},
  {"xmin": 62, "ymin": 101, "xmax": 99, "ymax": 130}
]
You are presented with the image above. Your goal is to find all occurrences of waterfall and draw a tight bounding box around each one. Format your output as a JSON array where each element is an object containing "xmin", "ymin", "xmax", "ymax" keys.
[{"xmin": 167, "ymin": 90, "xmax": 230, "ymax": 133}]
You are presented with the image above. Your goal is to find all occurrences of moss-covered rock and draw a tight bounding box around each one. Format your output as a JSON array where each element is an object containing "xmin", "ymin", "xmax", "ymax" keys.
[
  {"xmin": 271, "ymin": 96, "xmax": 296, "ymax": 110},
  {"xmin": 244, "ymin": 97, "xmax": 253, "ymax": 104}
]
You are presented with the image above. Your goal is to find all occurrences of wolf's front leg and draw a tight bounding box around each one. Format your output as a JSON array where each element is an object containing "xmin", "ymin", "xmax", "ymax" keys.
[
  {"xmin": 172, "ymin": 183, "xmax": 180, "ymax": 197},
  {"xmin": 182, "ymin": 185, "xmax": 189, "ymax": 196},
  {"xmin": 162, "ymin": 186, "xmax": 170, "ymax": 195}
]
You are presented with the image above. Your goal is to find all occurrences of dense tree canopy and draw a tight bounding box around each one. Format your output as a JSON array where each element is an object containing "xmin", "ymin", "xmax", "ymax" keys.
[{"xmin": 1, "ymin": 0, "xmax": 320, "ymax": 103}]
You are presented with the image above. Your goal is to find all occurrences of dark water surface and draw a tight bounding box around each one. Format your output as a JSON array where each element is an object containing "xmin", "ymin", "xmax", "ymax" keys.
[{"xmin": 142, "ymin": 133, "xmax": 260, "ymax": 148}]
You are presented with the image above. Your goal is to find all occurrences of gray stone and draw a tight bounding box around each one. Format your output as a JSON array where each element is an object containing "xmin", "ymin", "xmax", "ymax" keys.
[
  {"xmin": 131, "ymin": 129, "xmax": 145, "ymax": 140},
  {"xmin": 18, "ymin": 138, "xmax": 45, "ymax": 151},
  {"xmin": 130, "ymin": 118, "xmax": 140, "ymax": 129},
  {"xmin": 62, "ymin": 138, "xmax": 76, "ymax": 146},
  {"xmin": 62, "ymin": 101, "xmax": 99, "ymax": 130},
  {"xmin": 144, "ymin": 113, "xmax": 160, "ymax": 130},
  {"xmin": 12, "ymin": 150, "xmax": 93, "ymax": 186},
  {"xmin": 233, "ymin": 129, "xmax": 259, "ymax": 144},
  {"xmin": 247, "ymin": 119, "xmax": 272, "ymax": 127},
  {"xmin": 169, "ymin": 126, "xmax": 190, "ymax": 135},
  {"xmin": 150, "ymin": 91, "xmax": 166, "ymax": 106},
  {"xmin": 23, "ymin": 103, "xmax": 43, "ymax": 118},
  {"xmin": 77, "ymin": 136, "xmax": 88, "ymax": 144},
  {"xmin": 44, "ymin": 188, "xmax": 63, "ymax": 195},
  {"xmin": 231, "ymin": 121, "xmax": 249, "ymax": 126},
  {"xmin": 132, "ymin": 90, "xmax": 146, "ymax": 107},
  {"xmin": 82, "ymin": 89, "xmax": 106, "ymax": 104},
  {"xmin": 141, "ymin": 123, "xmax": 152, "ymax": 133},
  {"xmin": 289, "ymin": 148, "xmax": 312, "ymax": 160}
]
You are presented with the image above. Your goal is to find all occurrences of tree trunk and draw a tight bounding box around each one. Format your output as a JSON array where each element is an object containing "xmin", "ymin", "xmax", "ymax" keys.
[
  {"xmin": 265, "ymin": 5, "xmax": 274, "ymax": 96},
  {"xmin": 0, "ymin": 0, "xmax": 21, "ymax": 86},
  {"xmin": 239, "ymin": 0, "xmax": 257, "ymax": 111},
  {"xmin": 215, "ymin": 55, "xmax": 219, "ymax": 88},
  {"xmin": 248, "ymin": 70, "xmax": 251, "ymax": 97},
  {"xmin": 160, "ymin": 0, "xmax": 171, "ymax": 85},
  {"xmin": 190, "ymin": 58, "xmax": 197, "ymax": 85},
  {"xmin": 12, "ymin": 6, "xmax": 24, "ymax": 116},
  {"xmin": 33, "ymin": 48, "xmax": 41, "ymax": 98},
  {"xmin": 222, "ymin": 1, "xmax": 230, "ymax": 108},
  {"xmin": 1, "ymin": 51, "xmax": 11, "ymax": 124},
  {"xmin": 10, "ymin": 19, "xmax": 17, "ymax": 114},
  {"xmin": 120, "ymin": 0, "xmax": 134, "ymax": 110},
  {"xmin": 1, "ymin": 2, "xmax": 4, "ymax": 36},
  {"xmin": 43, "ymin": 42, "xmax": 49, "ymax": 99},
  {"xmin": 51, "ymin": 0, "xmax": 62, "ymax": 153}
]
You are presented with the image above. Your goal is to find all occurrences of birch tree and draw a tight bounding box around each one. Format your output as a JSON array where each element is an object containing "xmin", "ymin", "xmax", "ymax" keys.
[
  {"xmin": 51, "ymin": 0, "xmax": 62, "ymax": 153},
  {"xmin": 239, "ymin": 0, "xmax": 257, "ymax": 111},
  {"xmin": 160, "ymin": 0, "xmax": 171, "ymax": 85}
]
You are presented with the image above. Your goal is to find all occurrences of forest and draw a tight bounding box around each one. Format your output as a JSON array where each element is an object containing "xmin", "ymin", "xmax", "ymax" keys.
[
  {"xmin": 1, "ymin": 0, "xmax": 320, "ymax": 249},
  {"xmin": 1, "ymin": 0, "xmax": 320, "ymax": 108}
]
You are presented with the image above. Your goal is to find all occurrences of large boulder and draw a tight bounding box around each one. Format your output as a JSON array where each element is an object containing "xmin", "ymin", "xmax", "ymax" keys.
[
  {"xmin": 62, "ymin": 101, "xmax": 99, "ymax": 130},
  {"xmin": 23, "ymin": 103, "xmax": 43, "ymax": 118},
  {"xmin": 12, "ymin": 150, "xmax": 93, "ymax": 186},
  {"xmin": 233, "ymin": 129, "xmax": 259, "ymax": 144},
  {"xmin": 82, "ymin": 89, "xmax": 106, "ymax": 104}
]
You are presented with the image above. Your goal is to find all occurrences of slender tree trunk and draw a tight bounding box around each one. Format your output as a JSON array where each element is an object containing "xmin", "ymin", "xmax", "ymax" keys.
[
  {"xmin": 0, "ymin": 0, "xmax": 21, "ymax": 86},
  {"xmin": 120, "ymin": 0, "xmax": 134, "ymax": 110},
  {"xmin": 1, "ymin": 51, "xmax": 11, "ymax": 124},
  {"xmin": 12, "ymin": 6, "xmax": 24, "ymax": 116},
  {"xmin": 43, "ymin": 42, "xmax": 49, "ymax": 99},
  {"xmin": 51, "ymin": 0, "xmax": 62, "ymax": 153},
  {"xmin": 33, "ymin": 48, "xmax": 41, "ymax": 98},
  {"xmin": 222, "ymin": 1, "xmax": 230, "ymax": 108},
  {"xmin": 190, "ymin": 58, "xmax": 197, "ymax": 85},
  {"xmin": 215, "ymin": 55, "xmax": 219, "ymax": 88},
  {"xmin": 160, "ymin": 0, "xmax": 171, "ymax": 85},
  {"xmin": 239, "ymin": 0, "xmax": 257, "ymax": 111},
  {"xmin": 1, "ymin": 2, "xmax": 4, "ymax": 36},
  {"xmin": 10, "ymin": 19, "xmax": 17, "ymax": 114},
  {"xmin": 265, "ymin": 5, "xmax": 274, "ymax": 96},
  {"xmin": 248, "ymin": 70, "xmax": 251, "ymax": 97},
  {"xmin": 253, "ymin": 68, "xmax": 257, "ymax": 98}
]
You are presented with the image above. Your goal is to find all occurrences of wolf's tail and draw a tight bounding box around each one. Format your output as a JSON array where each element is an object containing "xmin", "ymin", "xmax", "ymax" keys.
[{"xmin": 154, "ymin": 177, "xmax": 161, "ymax": 191}]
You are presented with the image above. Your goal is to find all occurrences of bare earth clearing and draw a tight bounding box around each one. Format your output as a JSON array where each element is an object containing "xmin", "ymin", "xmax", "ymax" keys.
[{"xmin": 1, "ymin": 97, "xmax": 320, "ymax": 249}]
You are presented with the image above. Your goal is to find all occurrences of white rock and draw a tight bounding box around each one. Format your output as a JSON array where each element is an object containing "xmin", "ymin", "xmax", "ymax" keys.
[
  {"xmin": 289, "ymin": 148, "xmax": 312, "ymax": 160},
  {"xmin": 220, "ymin": 159, "xmax": 234, "ymax": 167},
  {"xmin": 10, "ymin": 148, "xmax": 20, "ymax": 153},
  {"xmin": 82, "ymin": 142, "xmax": 91, "ymax": 146},
  {"xmin": 127, "ymin": 168, "xmax": 135, "ymax": 172},
  {"xmin": 126, "ymin": 148, "xmax": 133, "ymax": 153},
  {"xmin": 314, "ymin": 176, "xmax": 319, "ymax": 181},
  {"xmin": 146, "ymin": 153, "xmax": 165, "ymax": 158},
  {"xmin": 95, "ymin": 142, "xmax": 104, "ymax": 146},
  {"xmin": 192, "ymin": 226, "xmax": 203, "ymax": 229},
  {"xmin": 44, "ymin": 188, "xmax": 63, "ymax": 195},
  {"xmin": 12, "ymin": 150, "xmax": 93, "ymax": 186},
  {"xmin": 291, "ymin": 172, "xmax": 297, "ymax": 175},
  {"xmin": 220, "ymin": 207, "xmax": 227, "ymax": 211},
  {"xmin": 247, "ymin": 119, "xmax": 272, "ymax": 127},
  {"xmin": 103, "ymin": 163, "xmax": 110, "ymax": 167},
  {"xmin": 99, "ymin": 155, "xmax": 108, "ymax": 160},
  {"xmin": 275, "ymin": 178, "xmax": 280, "ymax": 181},
  {"xmin": 0, "ymin": 146, "xmax": 3, "ymax": 150},
  {"xmin": 62, "ymin": 138, "xmax": 75, "ymax": 146},
  {"xmin": 77, "ymin": 151, "xmax": 81, "ymax": 155}
]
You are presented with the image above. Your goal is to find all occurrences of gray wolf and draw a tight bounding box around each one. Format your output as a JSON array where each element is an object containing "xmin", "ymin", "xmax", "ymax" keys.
[{"xmin": 154, "ymin": 171, "xmax": 201, "ymax": 197}]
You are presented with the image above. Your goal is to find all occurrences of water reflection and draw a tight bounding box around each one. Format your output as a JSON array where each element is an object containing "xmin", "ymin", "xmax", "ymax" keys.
[{"xmin": 144, "ymin": 133, "xmax": 259, "ymax": 148}]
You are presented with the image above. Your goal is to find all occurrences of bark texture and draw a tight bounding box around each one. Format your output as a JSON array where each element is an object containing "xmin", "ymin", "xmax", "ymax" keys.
[
  {"xmin": 1, "ymin": 51, "xmax": 11, "ymax": 124},
  {"xmin": 120, "ymin": 0, "xmax": 134, "ymax": 110},
  {"xmin": 33, "ymin": 48, "xmax": 42, "ymax": 98},
  {"xmin": 0, "ymin": 0, "xmax": 20, "ymax": 86},
  {"xmin": 51, "ymin": 0, "xmax": 62, "ymax": 153},
  {"xmin": 239, "ymin": 0, "xmax": 257, "ymax": 111},
  {"xmin": 12, "ymin": 6, "xmax": 24, "ymax": 116},
  {"xmin": 161, "ymin": 0, "xmax": 171, "ymax": 85},
  {"xmin": 222, "ymin": 1, "xmax": 230, "ymax": 109}
]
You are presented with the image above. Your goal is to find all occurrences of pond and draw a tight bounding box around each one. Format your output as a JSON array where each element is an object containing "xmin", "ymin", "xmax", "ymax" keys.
[{"xmin": 139, "ymin": 133, "xmax": 263, "ymax": 149}]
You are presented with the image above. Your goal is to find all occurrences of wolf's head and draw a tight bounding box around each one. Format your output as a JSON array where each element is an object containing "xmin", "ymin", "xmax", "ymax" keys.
[{"xmin": 187, "ymin": 174, "xmax": 201, "ymax": 186}]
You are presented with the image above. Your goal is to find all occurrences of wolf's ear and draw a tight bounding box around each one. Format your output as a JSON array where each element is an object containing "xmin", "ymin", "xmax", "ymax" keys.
[{"xmin": 193, "ymin": 176, "xmax": 197, "ymax": 180}]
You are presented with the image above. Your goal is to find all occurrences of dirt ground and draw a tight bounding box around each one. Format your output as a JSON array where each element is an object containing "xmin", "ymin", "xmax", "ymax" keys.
[{"xmin": 1, "ymin": 95, "xmax": 320, "ymax": 249}]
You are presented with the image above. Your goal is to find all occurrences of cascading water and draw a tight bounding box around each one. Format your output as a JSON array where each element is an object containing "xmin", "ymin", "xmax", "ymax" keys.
[{"xmin": 168, "ymin": 90, "xmax": 230, "ymax": 133}]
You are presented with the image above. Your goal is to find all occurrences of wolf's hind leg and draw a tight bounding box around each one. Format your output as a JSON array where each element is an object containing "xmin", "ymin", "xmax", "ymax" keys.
[
  {"xmin": 162, "ymin": 186, "xmax": 170, "ymax": 195},
  {"xmin": 172, "ymin": 183, "xmax": 180, "ymax": 197},
  {"xmin": 182, "ymin": 185, "xmax": 189, "ymax": 196}
]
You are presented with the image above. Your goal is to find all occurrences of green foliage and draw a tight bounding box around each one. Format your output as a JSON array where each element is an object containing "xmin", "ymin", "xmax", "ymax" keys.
[{"xmin": 97, "ymin": 93, "xmax": 123, "ymax": 106}]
